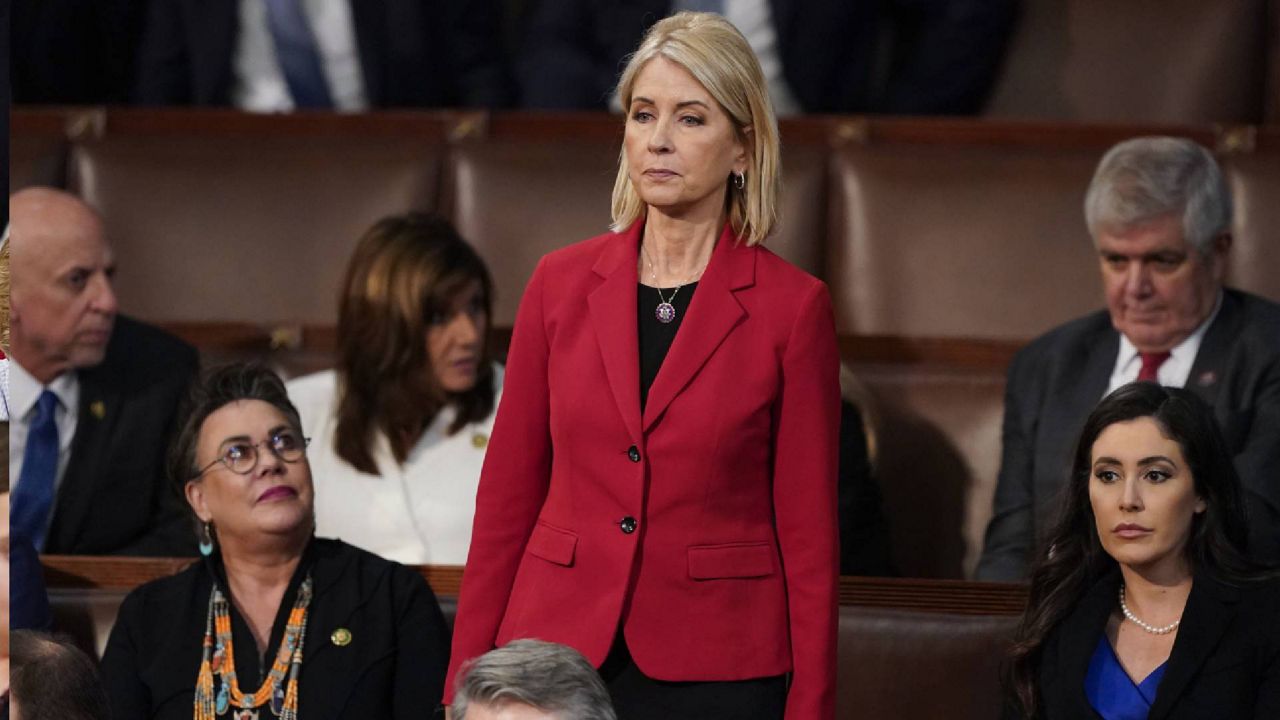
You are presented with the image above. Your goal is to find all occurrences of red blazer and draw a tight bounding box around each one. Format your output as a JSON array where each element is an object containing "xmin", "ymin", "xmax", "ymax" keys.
[{"xmin": 446, "ymin": 221, "xmax": 839, "ymax": 717}]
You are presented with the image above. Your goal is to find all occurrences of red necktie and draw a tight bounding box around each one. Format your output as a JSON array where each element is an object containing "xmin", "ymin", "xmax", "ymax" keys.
[{"xmin": 1137, "ymin": 351, "xmax": 1171, "ymax": 383}]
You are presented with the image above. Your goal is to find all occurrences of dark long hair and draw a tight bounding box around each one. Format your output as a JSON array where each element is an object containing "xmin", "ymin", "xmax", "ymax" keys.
[
  {"xmin": 333, "ymin": 213, "xmax": 495, "ymax": 474},
  {"xmin": 1005, "ymin": 382, "xmax": 1264, "ymax": 717}
]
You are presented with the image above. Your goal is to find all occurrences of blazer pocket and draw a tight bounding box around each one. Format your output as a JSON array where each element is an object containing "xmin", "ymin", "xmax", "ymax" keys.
[
  {"xmin": 688, "ymin": 542, "xmax": 776, "ymax": 580},
  {"xmin": 527, "ymin": 521, "xmax": 578, "ymax": 567}
]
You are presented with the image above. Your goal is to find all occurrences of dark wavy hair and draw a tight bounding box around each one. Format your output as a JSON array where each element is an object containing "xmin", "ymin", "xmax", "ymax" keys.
[
  {"xmin": 333, "ymin": 213, "xmax": 495, "ymax": 475},
  {"xmin": 1005, "ymin": 382, "xmax": 1265, "ymax": 717}
]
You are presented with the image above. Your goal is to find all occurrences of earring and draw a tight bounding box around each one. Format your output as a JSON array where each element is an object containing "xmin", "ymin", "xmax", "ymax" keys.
[
  {"xmin": 199, "ymin": 521, "xmax": 216, "ymax": 557},
  {"xmin": 733, "ymin": 171, "xmax": 745, "ymax": 190}
]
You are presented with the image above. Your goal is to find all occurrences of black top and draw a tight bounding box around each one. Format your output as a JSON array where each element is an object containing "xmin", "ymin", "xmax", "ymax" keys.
[
  {"xmin": 638, "ymin": 282, "xmax": 697, "ymax": 410},
  {"xmin": 100, "ymin": 538, "xmax": 451, "ymax": 719},
  {"xmin": 1023, "ymin": 569, "xmax": 1280, "ymax": 719}
]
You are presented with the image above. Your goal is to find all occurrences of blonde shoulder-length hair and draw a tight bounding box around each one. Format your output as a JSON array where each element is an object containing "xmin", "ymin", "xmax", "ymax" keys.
[{"xmin": 609, "ymin": 11, "xmax": 781, "ymax": 246}]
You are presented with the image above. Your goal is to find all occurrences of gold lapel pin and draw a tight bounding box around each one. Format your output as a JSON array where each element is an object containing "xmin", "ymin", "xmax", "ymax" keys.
[
  {"xmin": 471, "ymin": 433, "xmax": 489, "ymax": 449},
  {"xmin": 331, "ymin": 627, "xmax": 352, "ymax": 647},
  {"xmin": 90, "ymin": 400, "xmax": 106, "ymax": 419}
]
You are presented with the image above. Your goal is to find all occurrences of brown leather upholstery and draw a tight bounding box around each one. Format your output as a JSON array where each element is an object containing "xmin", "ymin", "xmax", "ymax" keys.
[
  {"xmin": 444, "ymin": 137, "xmax": 619, "ymax": 325},
  {"xmin": 1224, "ymin": 145, "xmax": 1280, "ymax": 302},
  {"xmin": 829, "ymin": 141, "xmax": 1103, "ymax": 339},
  {"xmin": 70, "ymin": 134, "xmax": 445, "ymax": 324},
  {"xmin": 986, "ymin": 0, "xmax": 1269, "ymax": 124},
  {"xmin": 837, "ymin": 605, "xmax": 1016, "ymax": 720},
  {"xmin": 856, "ymin": 363, "xmax": 1007, "ymax": 579}
]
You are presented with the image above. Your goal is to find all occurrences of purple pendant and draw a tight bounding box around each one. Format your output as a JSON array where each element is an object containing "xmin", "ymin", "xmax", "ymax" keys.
[{"xmin": 655, "ymin": 302, "xmax": 676, "ymax": 323}]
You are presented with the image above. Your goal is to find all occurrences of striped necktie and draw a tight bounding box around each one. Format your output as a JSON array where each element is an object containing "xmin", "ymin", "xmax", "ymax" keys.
[{"xmin": 263, "ymin": 0, "xmax": 335, "ymax": 108}]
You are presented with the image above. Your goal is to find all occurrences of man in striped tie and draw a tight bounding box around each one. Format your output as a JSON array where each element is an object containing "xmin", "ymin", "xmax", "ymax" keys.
[
  {"xmin": 977, "ymin": 136, "xmax": 1280, "ymax": 580},
  {"xmin": 8, "ymin": 188, "xmax": 198, "ymax": 556}
]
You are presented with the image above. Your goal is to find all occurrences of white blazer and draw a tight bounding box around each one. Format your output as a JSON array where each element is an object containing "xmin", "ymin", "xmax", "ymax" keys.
[{"xmin": 287, "ymin": 364, "xmax": 503, "ymax": 564}]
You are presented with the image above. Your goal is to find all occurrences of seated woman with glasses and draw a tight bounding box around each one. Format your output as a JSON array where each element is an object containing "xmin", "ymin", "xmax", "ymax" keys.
[
  {"xmin": 287, "ymin": 212, "xmax": 500, "ymax": 565},
  {"xmin": 1005, "ymin": 382, "xmax": 1280, "ymax": 719},
  {"xmin": 100, "ymin": 363, "xmax": 451, "ymax": 720}
]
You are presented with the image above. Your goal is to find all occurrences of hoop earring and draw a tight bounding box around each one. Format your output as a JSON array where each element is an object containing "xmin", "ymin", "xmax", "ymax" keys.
[
  {"xmin": 733, "ymin": 171, "xmax": 745, "ymax": 190},
  {"xmin": 199, "ymin": 521, "xmax": 216, "ymax": 557}
]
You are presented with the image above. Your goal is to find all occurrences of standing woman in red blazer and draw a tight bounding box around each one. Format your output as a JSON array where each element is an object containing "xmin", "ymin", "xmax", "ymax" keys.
[{"xmin": 445, "ymin": 11, "xmax": 840, "ymax": 719}]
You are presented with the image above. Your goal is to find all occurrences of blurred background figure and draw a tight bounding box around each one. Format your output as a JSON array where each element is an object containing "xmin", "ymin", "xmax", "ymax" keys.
[
  {"xmin": 517, "ymin": 0, "xmax": 1016, "ymax": 115},
  {"xmin": 979, "ymin": 137, "xmax": 1280, "ymax": 581},
  {"xmin": 838, "ymin": 364, "xmax": 895, "ymax": 577},
  {"xmin": 1006, "ymin": 383, "xmax": 1280, "ymax": 718},
  {"xmin": 453, "ymin": 640, "xmax": 618, "ymax": 720},
  {"xmin": 9, "ymin": 631, "xmax": 111, "ymax": 720},
  {"xmin": 288, "ymin": 213, "xmax": 501, "ymax": 565},
  {"xmin": 10, "ymin": 0, "xmax": 148, "ymax": 105},
  {"xmin": 100, "ymin": 363, "xmax": 451, "ymax": 719},
  {"xmin": 8, "ymin": 188, "xmax": 198, "ymax": 556},
  {"xmin": 132, "ymin": 0, "xmax": 512, "ymax": 111}
]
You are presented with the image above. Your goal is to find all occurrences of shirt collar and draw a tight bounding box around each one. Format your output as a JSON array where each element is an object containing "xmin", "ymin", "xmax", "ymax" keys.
[
  {"xmin": 9, "ymin": 358, "xmax": 80, "ymax": 420},
  {"xmin": 1116, "ymin": 290, "xmax": 1224, "ymax": 372}
]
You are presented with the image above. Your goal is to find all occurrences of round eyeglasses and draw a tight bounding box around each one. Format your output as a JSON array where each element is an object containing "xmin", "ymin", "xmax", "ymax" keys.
[{"xmin": 194, "ymin": 430, "xmax": 311, "ymax": 478}]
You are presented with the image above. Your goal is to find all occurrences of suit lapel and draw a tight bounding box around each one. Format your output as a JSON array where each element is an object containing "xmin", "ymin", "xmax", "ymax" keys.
[
  {"xmin": 48, "ymin": 368, "xmax": 122, "ymax": 552},
  {"xmin": 642, "ymin": 225, "xmax": 752, "ymax": 433},
  {"xmin": 1053, "ymin": 570, "xmax": 1120, "ymax": 716},
  {"xmin": 348, "ymin": 0, "xmax": 385, "ymax": 105},
  {"xmin": 1185, "ymin": 290, "xmax": 1238, "ymax": 406},
  {"xmin": 587, "ymin": 224, "xmax": 644, "ymax": 447},
  {"xmin": 1149, "ymin": 575, "xmax": 1241, "ymax": 719},
  {"xmin": 190, "ymin": 0, "xmax": 237, "ymax": 104}
]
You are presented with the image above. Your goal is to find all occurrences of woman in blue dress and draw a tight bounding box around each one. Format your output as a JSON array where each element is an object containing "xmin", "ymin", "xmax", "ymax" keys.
[{"xmin": 1005, "ymin": 382, "xmax": 1280, "ymax": 719}]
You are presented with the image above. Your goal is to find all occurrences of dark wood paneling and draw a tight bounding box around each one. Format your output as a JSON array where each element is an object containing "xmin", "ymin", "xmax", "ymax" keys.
[{"xmin": 43, "ymin": 556, "xmax": 1026, "ymax": 614}]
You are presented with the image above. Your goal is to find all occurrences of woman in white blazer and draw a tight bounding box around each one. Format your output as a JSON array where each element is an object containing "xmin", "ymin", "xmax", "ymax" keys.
[{"xmin": 288, "ymin": 213, "xmax": 501, "ymax": 564}]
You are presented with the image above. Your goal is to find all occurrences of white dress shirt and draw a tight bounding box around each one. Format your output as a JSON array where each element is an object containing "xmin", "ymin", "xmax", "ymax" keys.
[
  {"xmin": 287, "ymin": 364, "xmax": 503, "ymax": 564},
  {"xmin": 9, "ymin": 359, "xmax": 80, "ymax": 520},
  {"xmin": 1106, "ymin": 291, "xmax": 1224, "ymax": 395},
  {"xmin": 232, "ymin": 0, "xmax": 368, "ymax": 112},
  {"xmin": 724, "ymin": 0, "xmax": 802, "ymax": 116}
]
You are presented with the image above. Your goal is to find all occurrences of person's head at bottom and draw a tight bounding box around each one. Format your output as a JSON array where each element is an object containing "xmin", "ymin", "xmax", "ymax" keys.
[
  {"xmin": 10, "ymin": 630, "xmax": 111, "ymax": 720},
  {"xmin": 453, "ymin": 640, "xmax": 616, "ymax": 720}
]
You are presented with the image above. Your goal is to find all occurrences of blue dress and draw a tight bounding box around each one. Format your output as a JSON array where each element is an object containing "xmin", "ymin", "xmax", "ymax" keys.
[{"xmin": 1084, "ymin": 635, "xmax": 1168, "ymax": 720}]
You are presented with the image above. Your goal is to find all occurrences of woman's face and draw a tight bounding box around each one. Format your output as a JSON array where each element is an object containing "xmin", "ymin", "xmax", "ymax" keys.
[
  {"xmin": 1088, "ymin": 417, "xmax": 1206, "ymax": 576},
  {"xmin": 624, "ymin": 56, "xmax": 746, "ymax": 222},
  {"xmin": 427, "ymin": 278, "xmax": 487, "ymax": 394},
  {"xmin": 185, "ymin": 400, "xmax": 315, "ymax": 546}
]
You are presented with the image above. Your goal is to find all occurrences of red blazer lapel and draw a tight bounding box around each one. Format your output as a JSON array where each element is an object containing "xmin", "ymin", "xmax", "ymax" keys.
[
  {"xmin": 587, "ymin": 223, "xmax": 644, "ymax": 446},
  {"xmin": 642, "ymin": 225, "xmax": 754, "ymax": 432}
]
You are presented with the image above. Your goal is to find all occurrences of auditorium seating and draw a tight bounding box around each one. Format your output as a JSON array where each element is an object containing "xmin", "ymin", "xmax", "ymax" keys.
[
  {"xmin": 985, "ymin": 0, "xmax": 1274, "ymax": 124},
  {"xmin": 42, "ymin": 557, "xmax": 1027, "ymax": 720},
  {"xmin": 11, "ymin": 108, "xmax": 1280, "ymax": 578}
]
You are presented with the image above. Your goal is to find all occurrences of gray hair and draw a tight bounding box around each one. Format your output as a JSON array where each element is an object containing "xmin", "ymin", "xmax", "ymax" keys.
[
  {"xmin": 453, "ymin": 640, "xmax": 617, "ymax": 720},
  {"xmin": 1084, "ymin": 136, "xmax": 1231, "ymax": 256}
]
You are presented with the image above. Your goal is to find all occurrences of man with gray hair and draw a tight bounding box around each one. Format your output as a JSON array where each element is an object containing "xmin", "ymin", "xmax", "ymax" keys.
[
  {"xmin": 977, "ymin": 136, "xmax": 1280, "ymax": 580},
  {"xmin": 451, "ymin": 640, "xmax": 617, "ymax": 720}
]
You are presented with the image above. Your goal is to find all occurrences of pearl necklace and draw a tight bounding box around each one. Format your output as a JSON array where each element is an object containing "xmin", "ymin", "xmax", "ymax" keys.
[{"xmin": 1119, "ymin": 584, "xmax": 1181, "ymax": 635}]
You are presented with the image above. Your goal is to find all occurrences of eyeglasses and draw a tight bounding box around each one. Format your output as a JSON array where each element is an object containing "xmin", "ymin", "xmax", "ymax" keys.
[{"xmin": 194, "ymin": 430, "xmax": 311, "ymax": 478}]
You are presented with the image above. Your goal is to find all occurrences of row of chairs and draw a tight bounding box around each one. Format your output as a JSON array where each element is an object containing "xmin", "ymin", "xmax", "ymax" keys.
[
  {"xmin": 12, "ymin": 107, "xmax": 1280, "ymax": 578},
  {"xmin": 42, "ymin": 556, "xmax": 1025, "ymax": 720}
]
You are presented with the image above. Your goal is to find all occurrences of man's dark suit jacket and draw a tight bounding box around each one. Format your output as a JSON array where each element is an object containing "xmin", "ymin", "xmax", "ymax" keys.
[
  {"xmin": 1028, "ymin": 569, "xmax": 1280, "ymax": 719},
  {"xmin": 517, "ymin": 0, "xmax": 1016, "ymax": 114},
  {"xmin": 978, "ymin": 289, "xmax": 1280, "ymax": 581},
  {"xmin": 44, "ymin": 315, "xmax": 199, "ymax": 556},
  {"xmin": 132, "ymin": 0, "xmax": 511, "ymax": 108}
]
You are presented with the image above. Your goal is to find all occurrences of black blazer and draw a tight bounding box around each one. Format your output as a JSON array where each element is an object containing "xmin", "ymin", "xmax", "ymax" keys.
[
  {"xmin": 45, "ymin": 316, "xmax": 199, "ymax": 556},
  {"xmin": 1031, "ymin": 570, "xmax": 1280, "ymax": 719},
  {"xmin": 978, "ymin": 289, "xmax": 1280, "ymax": 580},
  {"xmin": 516, "ymin": 0, "xmax": 1016, "ymax": 114},
  {"xmin": 132, "ymin": 0, "xmax": 511, "ymax": 108},
  {"xmin": 100, "ymin": 538, "xmax": 451, "ymax": 720}
]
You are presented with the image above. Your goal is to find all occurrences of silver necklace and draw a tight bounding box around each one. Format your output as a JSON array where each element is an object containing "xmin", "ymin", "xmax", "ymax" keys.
[
  {"xmin": 641, "ymin": 245, "xmax": 703, "ymax": 324},
  {"xmin": 1119, "ymin": 584, "xmax": 1181, "ymax": 635}
]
